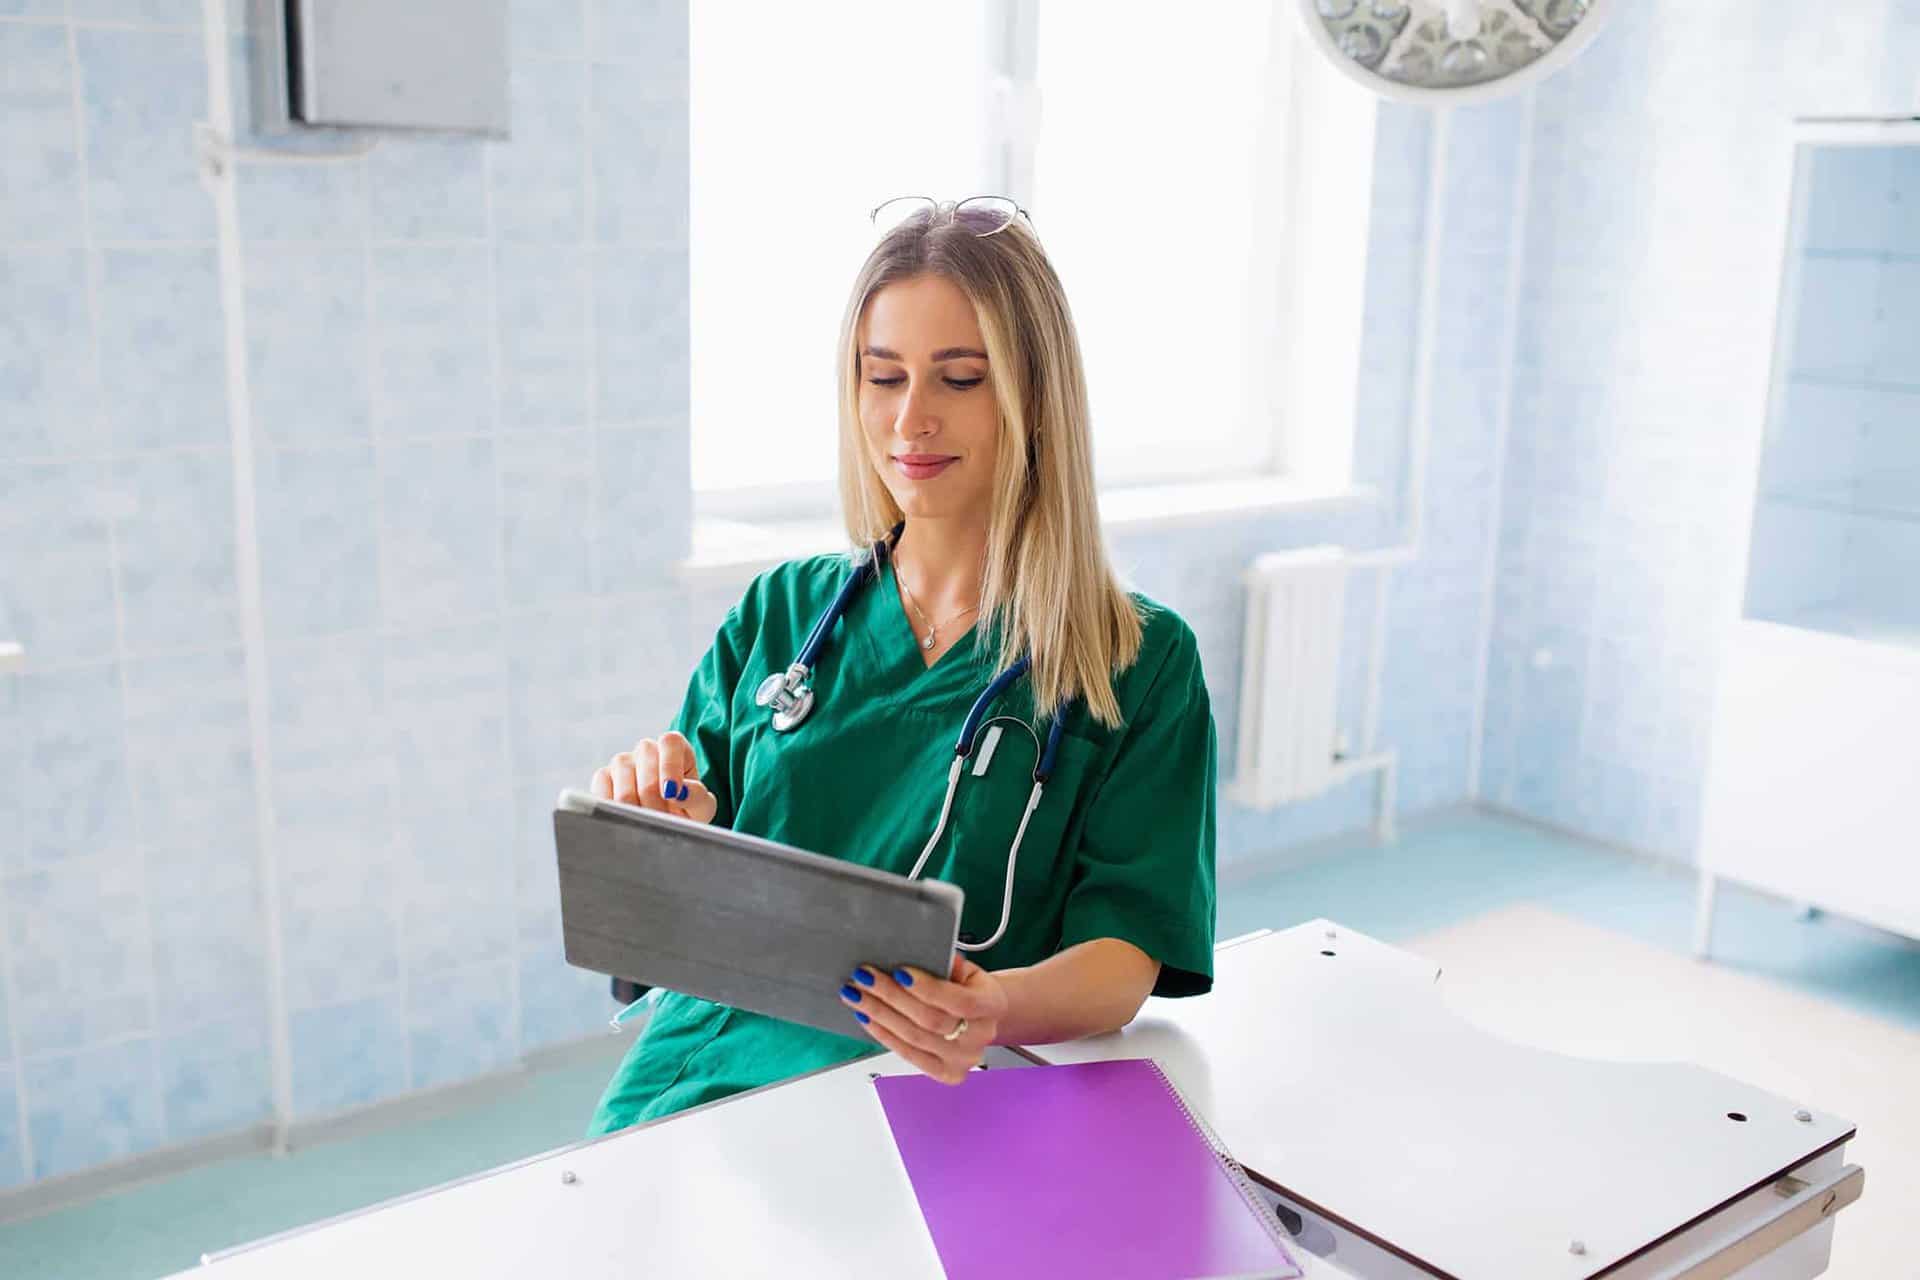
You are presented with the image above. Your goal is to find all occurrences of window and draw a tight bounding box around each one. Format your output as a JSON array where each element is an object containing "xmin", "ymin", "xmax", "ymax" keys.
[
  {"xmin": 1031, "ymin": 1, "xmax": 1286, "ymax": 486},
  {"xmin": 690, "ymin": 2, "xmax": 1364, "ymax": 514},
  {"xmin": 689, "ymin": 1, "xmax": 1000, "ymax": 506}
]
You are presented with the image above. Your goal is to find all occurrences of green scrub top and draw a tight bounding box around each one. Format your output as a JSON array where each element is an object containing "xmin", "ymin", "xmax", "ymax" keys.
[{"xmin": 586, "ymin": 550, "xmax": 1218, "ymax": 1136}]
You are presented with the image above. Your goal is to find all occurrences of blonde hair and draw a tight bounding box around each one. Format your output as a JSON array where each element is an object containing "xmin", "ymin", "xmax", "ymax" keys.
[{"xmin": 834, "ymin": 205, "xmax": 1143, "ymax": 728}]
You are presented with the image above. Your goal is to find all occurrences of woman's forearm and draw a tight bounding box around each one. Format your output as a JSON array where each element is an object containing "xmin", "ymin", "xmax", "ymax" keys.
[{"xmin": 991, "ymin": 938, "xmax": 1160, "ymax": 1046}]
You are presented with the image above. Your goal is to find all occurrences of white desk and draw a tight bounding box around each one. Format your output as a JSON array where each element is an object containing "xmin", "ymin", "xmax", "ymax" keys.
[
  {"xmin": 1025, "ymin": 922, "xmax": 1862, "ymax": 1279},
  {"xmin": 185, "ymin": 1054, "xmax": 952, "ymax": 1278},
  {"xmin": 181, "ymin": 921, "xmax": 1862, "ymax": 1279}
]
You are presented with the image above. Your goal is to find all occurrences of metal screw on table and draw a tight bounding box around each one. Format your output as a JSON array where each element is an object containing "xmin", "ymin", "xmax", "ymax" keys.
[
  {"xmin": 1794, "ymin": 1109, "xmax": 1813, "ymax": 1122},
  {"xmin": 561, "ymin": 1170, "xmax": 577, "ymax": 1185},
  {"xmin": 1568, "ymin": 1239, "xmax": 1586, "ymax": 1256}
]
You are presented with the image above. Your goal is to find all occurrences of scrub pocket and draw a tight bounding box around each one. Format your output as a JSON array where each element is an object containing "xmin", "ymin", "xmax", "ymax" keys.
[
  {"xmin": 586, "ymin": 992, "xmax": 732, "ymax": 1136},
  {"xmin": 936, "ymin": 729, "xmax": 1102, "ymax": 952}
]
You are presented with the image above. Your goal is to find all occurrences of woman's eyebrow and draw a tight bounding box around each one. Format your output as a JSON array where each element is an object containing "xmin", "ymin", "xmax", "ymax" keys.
[{"xmin": 862, "ymin": 345, "xmax": 989, "ymax": 362}]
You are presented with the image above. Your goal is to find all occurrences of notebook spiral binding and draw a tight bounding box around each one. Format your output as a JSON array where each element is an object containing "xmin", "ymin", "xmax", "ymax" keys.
[{"xmin": 1145, "ymin": 1059, "xmax": 1301, "ymax": 1271}]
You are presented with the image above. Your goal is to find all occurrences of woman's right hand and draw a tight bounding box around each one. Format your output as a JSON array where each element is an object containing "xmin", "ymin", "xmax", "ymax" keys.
[{"xmin": 592, "ymin": 730, "xmax": 717, "ymax": 824}]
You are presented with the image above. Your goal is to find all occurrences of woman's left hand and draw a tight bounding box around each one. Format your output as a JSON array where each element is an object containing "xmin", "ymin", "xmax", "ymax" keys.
[{"xmin": 840, "ymin": 953, "xmax": 1007, "ymax": 1084}]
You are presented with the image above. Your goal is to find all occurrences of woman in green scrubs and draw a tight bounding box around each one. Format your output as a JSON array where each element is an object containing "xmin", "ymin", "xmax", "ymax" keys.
[{"xmin": 584, "ymin": 198, "xmax": 1218, "ymax": 1135}]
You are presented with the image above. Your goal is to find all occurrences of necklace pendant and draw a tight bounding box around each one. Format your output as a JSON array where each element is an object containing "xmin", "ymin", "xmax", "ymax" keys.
[{"xmin": 922, "ymin": 631, "xmax": 936, "ymax": 650}]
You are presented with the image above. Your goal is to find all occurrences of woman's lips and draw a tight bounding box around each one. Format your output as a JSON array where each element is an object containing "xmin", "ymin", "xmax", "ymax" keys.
[{"xmin": 892, "ymin": 454, "xmax": 958, "ymax": 480}]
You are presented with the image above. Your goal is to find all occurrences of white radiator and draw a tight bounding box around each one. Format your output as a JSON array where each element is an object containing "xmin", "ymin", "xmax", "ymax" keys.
[{"xmin": 1233, "ymin": 546, "xmax": 1348, "ymax": 808}]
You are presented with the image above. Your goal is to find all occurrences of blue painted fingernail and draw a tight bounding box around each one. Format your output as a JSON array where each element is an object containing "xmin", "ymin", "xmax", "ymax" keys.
[
  {"xmin": 855, "ymin": 1011, "xmax": 870, "ymax": 1024},
  {"xmin": 667, "ymin": 780, "xmax": 684, "ymax": 800},
  {"xmin": 852, "ymin": 968, "xmax": 875, "ymax": 986},
  {"xmin": 840, "ymin": 984, "xmax": 861, "ymax": 1003},
  {"xmin": 893, "ymin": 968, "xmax": 914, "ymax": 987}
]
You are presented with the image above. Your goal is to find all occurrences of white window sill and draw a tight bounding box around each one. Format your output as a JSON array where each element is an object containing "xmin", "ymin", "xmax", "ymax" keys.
[
  {"xmin": 1099, "ymin": 474, "xmax": 1376, "ymax": 533},
  {"xmin": 676, "ymin": 516, "xmax": 853, "ymax": 587},
  {"xmin": 674, "ymin": 475, "xmax": 1375, "ymax": 587}
]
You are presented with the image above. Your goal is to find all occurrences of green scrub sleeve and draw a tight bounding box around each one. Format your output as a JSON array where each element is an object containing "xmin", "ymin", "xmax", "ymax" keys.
[
  {"xmin": 1055, "ymin": 619, "xmax": 1219, "ymax": 998},
  {"xmin": 667, "ymin": 580, "xmax": 759, "ymax": 831}
]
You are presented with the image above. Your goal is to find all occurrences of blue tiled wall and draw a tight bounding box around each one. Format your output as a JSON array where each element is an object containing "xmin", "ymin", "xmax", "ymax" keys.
[
  {"xmin": 0, "ymin": 0, "xmax": 1609, "ymax": 1192},
  {"xmin": 2, "ymin": 0, "xmax": 247, "ymax": 1190},
  {"xmin": 1477, "ymin": 0, "xmax": 1920, "ymax": 857},
  {"xmin": 224, "ymin": 0, "xmax": 693, "ymax": 1158},
  {"xmin": 0, "ymin": 0, "xmax": 688, "ymax": 1187}
]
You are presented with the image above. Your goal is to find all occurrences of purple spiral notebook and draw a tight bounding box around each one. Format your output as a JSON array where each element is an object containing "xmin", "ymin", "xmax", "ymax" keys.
[{"xmin": 873, "ymin": 1058, "xmax": 1302, "ymax": 1279}]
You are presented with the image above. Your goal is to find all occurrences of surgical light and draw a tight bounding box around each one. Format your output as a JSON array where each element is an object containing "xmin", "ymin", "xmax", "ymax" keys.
[{"xmin": 1300, "ymin": 0, "xmax": 1615, "ymax": 103}]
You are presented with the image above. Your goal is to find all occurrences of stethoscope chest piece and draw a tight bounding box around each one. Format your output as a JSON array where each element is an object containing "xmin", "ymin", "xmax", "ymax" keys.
[
  {"xmin": 751, "ymin": 527, "xmax": 1075, "ymax": 953},
  {"xmin": 755, "ymin": 664, "xmax": 814, "ymax": 732}
]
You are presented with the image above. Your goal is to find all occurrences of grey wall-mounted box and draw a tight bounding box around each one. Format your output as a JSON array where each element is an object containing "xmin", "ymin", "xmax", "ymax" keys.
[{"xmin": 285, "ymin": 0, "xmax": 509, "ymax": 135}]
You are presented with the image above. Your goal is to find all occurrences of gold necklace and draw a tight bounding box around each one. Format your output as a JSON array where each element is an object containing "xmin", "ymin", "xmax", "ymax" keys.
[{"xmin": 895, "ymin": 564, "xmax": 979, "ymax": 651}]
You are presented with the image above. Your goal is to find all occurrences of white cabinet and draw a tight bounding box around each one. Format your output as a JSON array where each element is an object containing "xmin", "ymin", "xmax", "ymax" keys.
[
  {"xmin": 1698, "ymin": 134, "xmax": 1920, "ymax": 951},
  {"xmin": 1699, "ymin": 620, "xmax": 1920, "ymax": 947}
]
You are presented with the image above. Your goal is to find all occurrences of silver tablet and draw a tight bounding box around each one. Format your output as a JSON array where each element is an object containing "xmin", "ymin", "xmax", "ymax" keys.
[{"xmin": 552, "ymin": 789, "xmax": 964, "ymax": 1038}]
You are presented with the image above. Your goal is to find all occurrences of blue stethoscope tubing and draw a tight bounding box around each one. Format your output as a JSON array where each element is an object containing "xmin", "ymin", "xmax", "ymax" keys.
[{"xmin": 751, "ymin": 523, "xmax": 1067, "ymax": 952}]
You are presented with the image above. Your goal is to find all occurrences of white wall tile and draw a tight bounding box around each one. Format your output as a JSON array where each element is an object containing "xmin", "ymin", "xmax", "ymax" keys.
[
  {"xmin": 96, "ymin": 248, "xmax": 227, "ymax": 452},
  {"xmin": 23, "ymin": 1040, "xmax": 162, "ymax": 1181},
  {"xmin": 0, "ymin": 24, "xmax": 82, "ymax": 243},
  {"xmin": 73, "ymin": 27, "xmax": 210, "ymax": 242},
  {"xmin": 0, "ymin": 250, "xmax": 100, "ymax": 459}
]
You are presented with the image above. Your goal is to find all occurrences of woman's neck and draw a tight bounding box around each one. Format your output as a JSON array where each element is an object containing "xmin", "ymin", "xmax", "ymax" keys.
[{"xmin": 893, "ymin": 517, "xmax": 988, "ymax": 619}]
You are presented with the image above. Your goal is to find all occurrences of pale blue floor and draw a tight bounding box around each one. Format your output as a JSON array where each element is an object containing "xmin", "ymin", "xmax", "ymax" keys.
[{"xmin": 5, "ymin": 809, "xmax": 1917, "ymax": 1279}]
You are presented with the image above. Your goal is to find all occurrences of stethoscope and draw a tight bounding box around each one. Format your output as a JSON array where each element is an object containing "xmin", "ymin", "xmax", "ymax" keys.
[{"xmin": 753, "ymin": 523, "xmax": 1068, "ymax": 952}]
